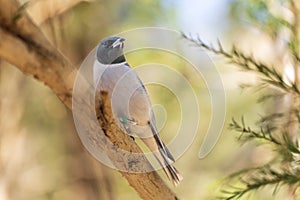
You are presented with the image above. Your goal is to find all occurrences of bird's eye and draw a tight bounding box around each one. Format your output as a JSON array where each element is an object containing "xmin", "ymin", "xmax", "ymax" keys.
[{"xmin": 102, "ymin": 42, "xmax": 109, "ymax": 47}]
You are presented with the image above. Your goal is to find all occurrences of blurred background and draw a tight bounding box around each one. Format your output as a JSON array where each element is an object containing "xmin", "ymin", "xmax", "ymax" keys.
[{"xmin": 0, "ymin": 0, "xmax": 295, "ymax": 199}]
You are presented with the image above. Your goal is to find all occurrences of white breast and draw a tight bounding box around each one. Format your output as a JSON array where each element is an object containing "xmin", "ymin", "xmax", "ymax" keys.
[{"xmin": 93, "ymin": 59, "xmax": 154, "ymax": 125}]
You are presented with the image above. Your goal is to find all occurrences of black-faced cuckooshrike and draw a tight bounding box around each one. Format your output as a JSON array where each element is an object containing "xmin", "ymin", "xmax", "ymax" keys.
[{"xmin": 93, "ymin": 36, "xmax": 182, "ymax": 185}]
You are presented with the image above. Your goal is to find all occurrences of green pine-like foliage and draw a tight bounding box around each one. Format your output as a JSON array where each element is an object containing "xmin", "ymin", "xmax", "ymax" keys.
[{"xmin": 184, "ymin": 0, "xmax": 300, "ymax": 199}]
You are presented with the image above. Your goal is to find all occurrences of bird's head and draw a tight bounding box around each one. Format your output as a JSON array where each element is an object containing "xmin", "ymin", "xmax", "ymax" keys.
[{"xmin": 96, "ymin": 36, "xmax": 126, "ymax": 64}]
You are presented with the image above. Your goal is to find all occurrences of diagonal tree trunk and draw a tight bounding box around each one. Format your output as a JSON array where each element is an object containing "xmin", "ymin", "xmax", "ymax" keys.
[{"xmin": 0, "ymin": 0, "xmax": 178, "ymax": 199}]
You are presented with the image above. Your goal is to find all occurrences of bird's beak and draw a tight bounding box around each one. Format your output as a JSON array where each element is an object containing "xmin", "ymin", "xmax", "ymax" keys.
[{"xmin": 112, "ymin": 37, "xmax": 125, "ymax": 48}]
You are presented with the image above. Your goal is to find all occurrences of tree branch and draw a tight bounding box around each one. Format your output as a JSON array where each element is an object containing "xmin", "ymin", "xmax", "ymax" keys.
[{"xmin": 0, "ymin": 0, "xmax": 178, "ymax": 199}]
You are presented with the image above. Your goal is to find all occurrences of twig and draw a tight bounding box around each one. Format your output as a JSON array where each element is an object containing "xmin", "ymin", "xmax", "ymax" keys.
[{"xmin": 182, "ymin": 32, "xmax": 300, "ymax": 95}]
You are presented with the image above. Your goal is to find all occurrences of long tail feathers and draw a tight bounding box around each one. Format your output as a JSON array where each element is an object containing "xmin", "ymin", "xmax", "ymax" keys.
[
  {"xmin": 163, "ymin": 162, "xmax": 183, "ymax": 186},
  {"xmin": 153, "ymin": 133, "xmax": 175, "ymax": 162},
  {"xmin": 145, "ymin": 122, "xmax": 183, "ymax": 186},
  {"xmin": 157, "ymin": 141, "xmax": 183, "ymax": 186},
  {"xmin": 149, "ymin": 121, "xmax": 175, "ymax": 162}
]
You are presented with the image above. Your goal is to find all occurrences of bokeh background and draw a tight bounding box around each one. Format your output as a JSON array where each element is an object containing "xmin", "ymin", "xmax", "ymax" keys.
[{"xmin": 0, "ymin": 0, "xmax": 292, "ymax": 199}]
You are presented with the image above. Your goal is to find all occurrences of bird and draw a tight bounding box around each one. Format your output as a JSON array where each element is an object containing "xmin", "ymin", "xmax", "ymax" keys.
[{"xmin": 93, "ymin": 36, "xmax": 182, "ymax": 185}]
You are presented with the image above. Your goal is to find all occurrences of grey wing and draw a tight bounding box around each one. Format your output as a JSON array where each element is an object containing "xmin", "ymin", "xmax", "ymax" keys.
[
  {"xmin": 126, "ymin": 74, "xmax": 175, "ymax": 164},
  {"xmin": 111, "ymin": 67, "xmax": 153, "ymax": 125}
]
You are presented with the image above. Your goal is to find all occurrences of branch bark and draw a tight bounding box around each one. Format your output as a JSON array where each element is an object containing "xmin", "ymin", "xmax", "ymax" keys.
[{"xmin": 0, "ymin": 0, "xmax": 178, "ymax": 199}]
